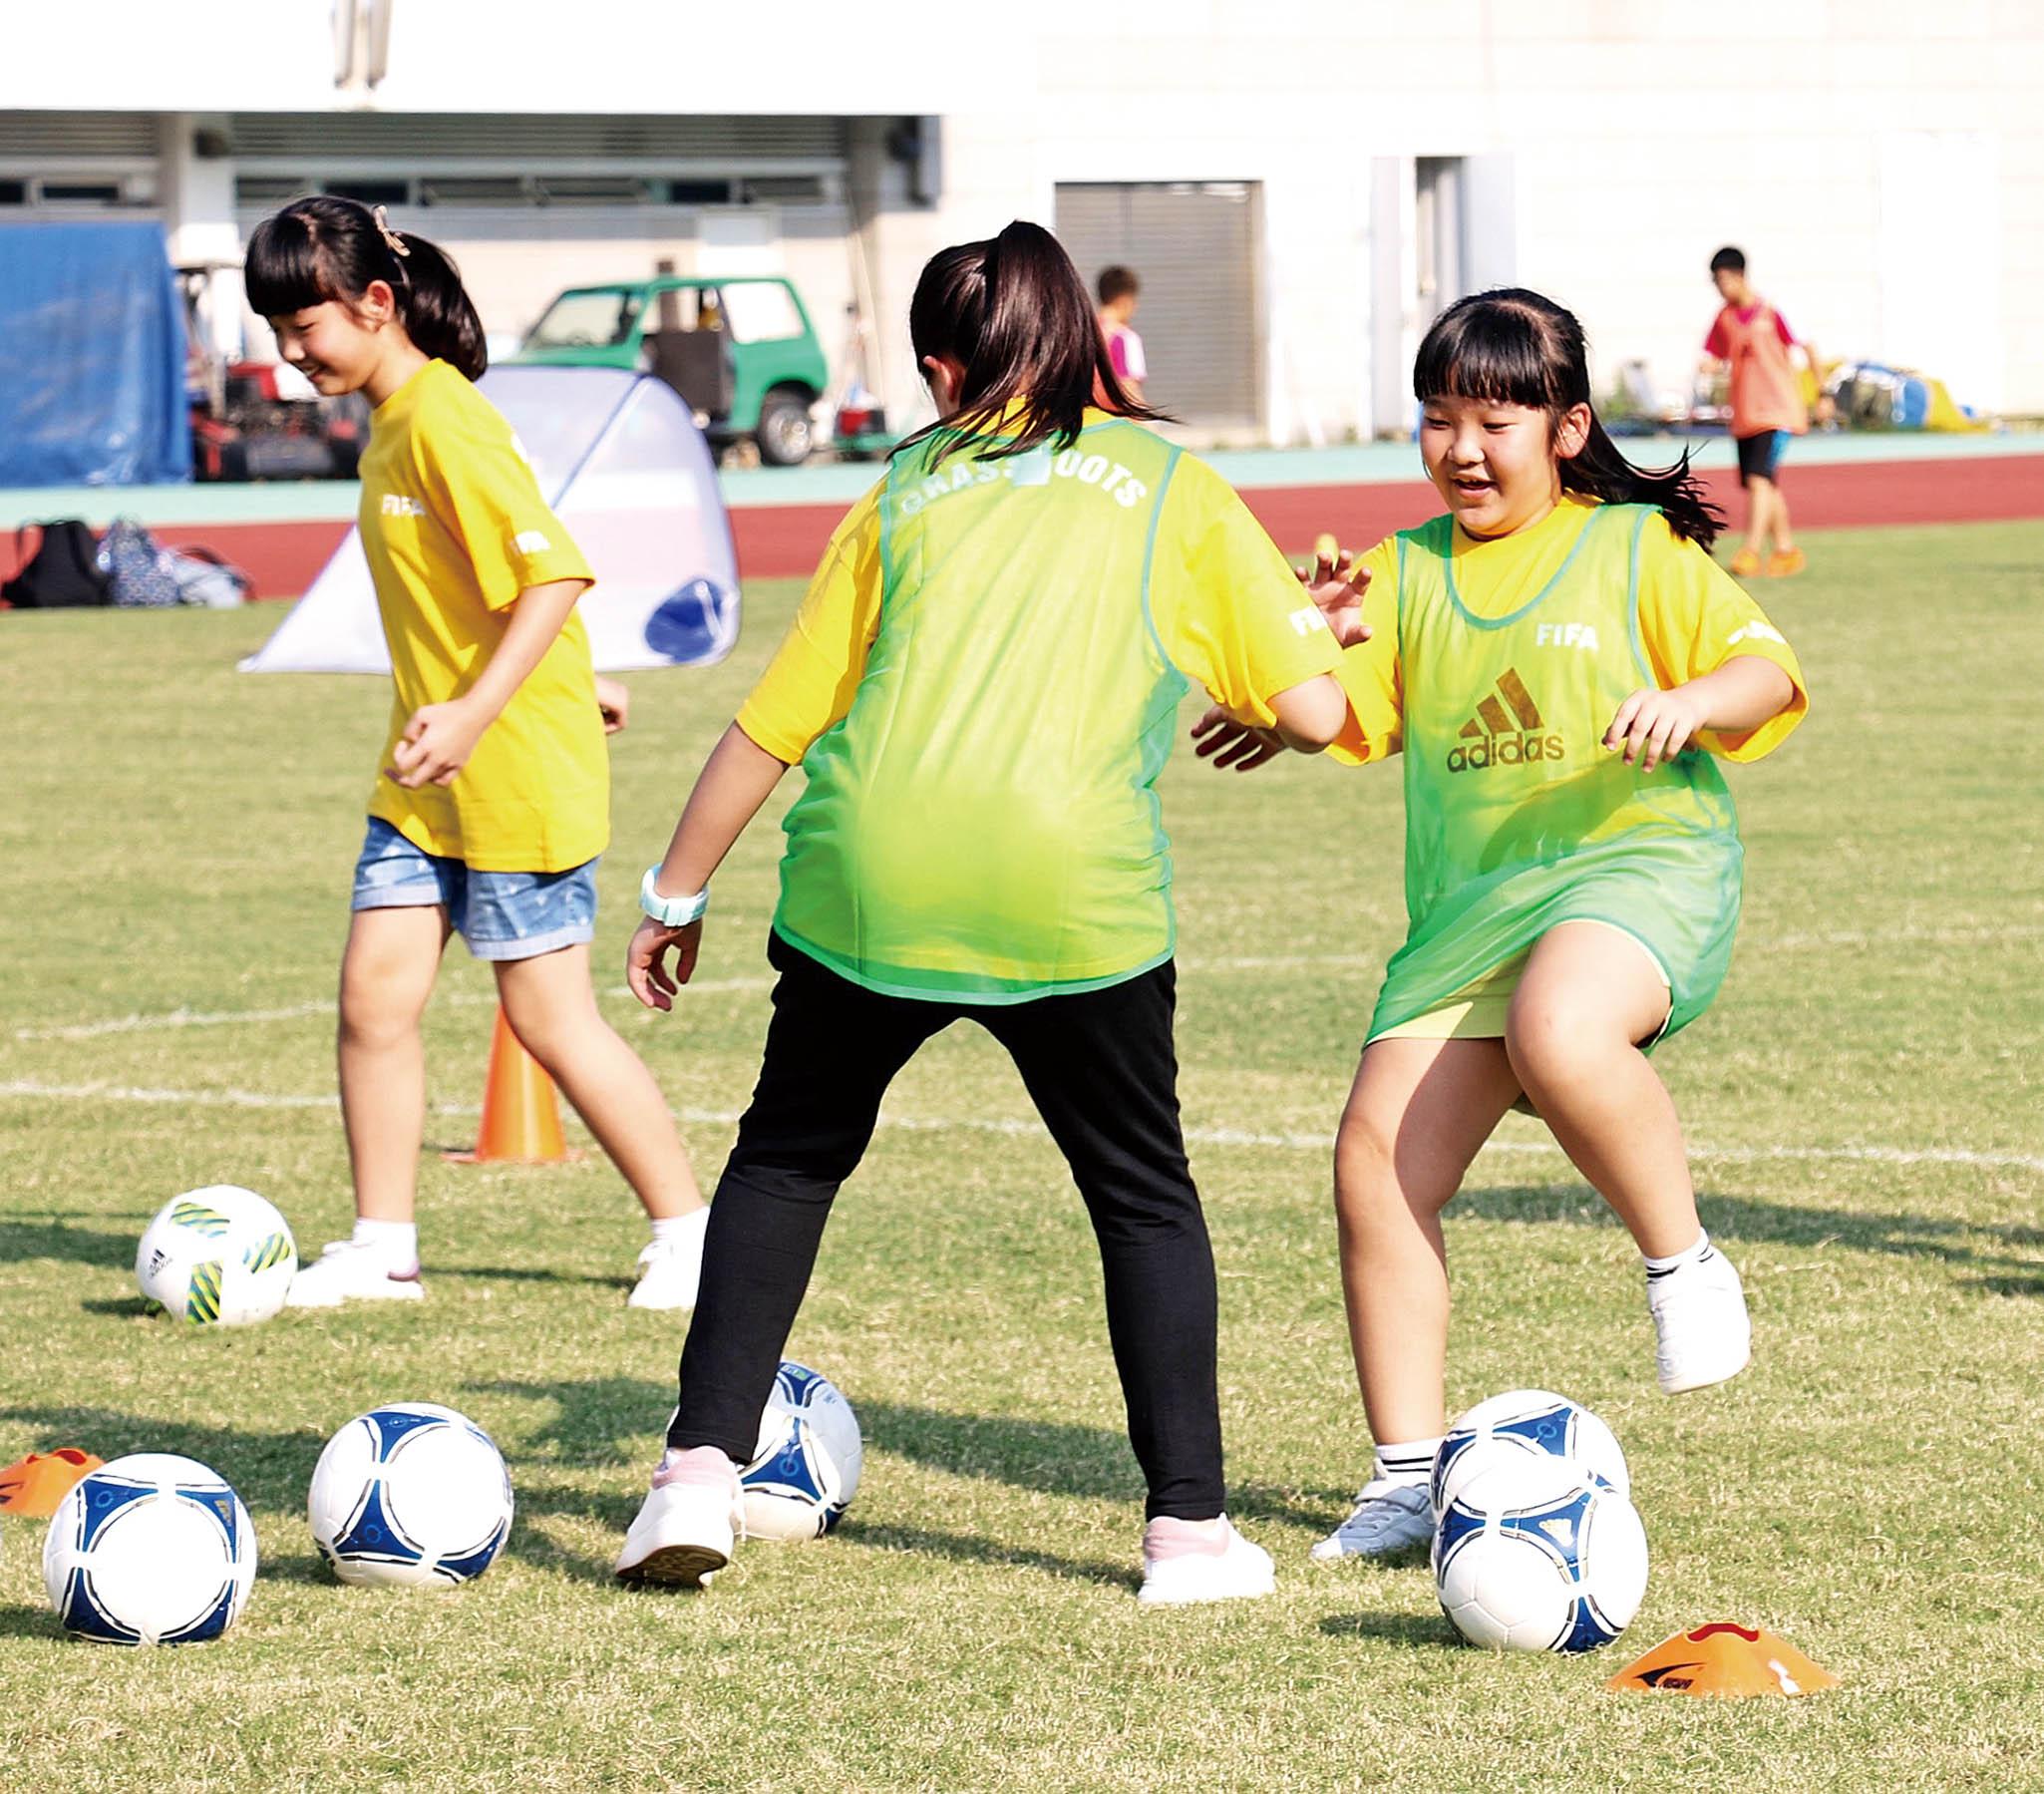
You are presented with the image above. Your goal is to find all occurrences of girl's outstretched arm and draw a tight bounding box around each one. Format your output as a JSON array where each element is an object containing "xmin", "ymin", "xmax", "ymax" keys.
[
  {"xmin": 388, "ymin": 577, "xmax": 589, "ymax": 787},
  {"xmin": 1605, "ymin": 655, "xmax": 1796, "ymax": 773},
  {"xmin": 626, "ymin": 724, "xmax": 791, "ymax": 1010}
]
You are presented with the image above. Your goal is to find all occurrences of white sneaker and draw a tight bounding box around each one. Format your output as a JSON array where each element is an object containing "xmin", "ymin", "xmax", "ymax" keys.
[
  {"xmin": 284, "ymin": 1240, "xmax": 426, "ymax": 1308},
  {"xmin": 614, "ymin": 1450, "xmax": 743, "ymax": 1588},
  {"xmin": 1648, "ymin": 1243, "xmax": 1752, "ymax": 1394},
  {"xmin": 1309, "ymin": 1479, "xmax": 1433, "ymax": 1562},
  {"xmin": 626, "ymin": 1213, "xmax": 708, "ymax": 1311},
  {"xmin": 1137, "ymin": 1515, "xmax": 1275, "ymax": 1607}
]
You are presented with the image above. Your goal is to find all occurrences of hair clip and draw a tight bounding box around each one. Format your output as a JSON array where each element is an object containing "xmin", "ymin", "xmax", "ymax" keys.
[{"xmin": 371, "ymin": 204, "xmax": 411, "ymax": 258}]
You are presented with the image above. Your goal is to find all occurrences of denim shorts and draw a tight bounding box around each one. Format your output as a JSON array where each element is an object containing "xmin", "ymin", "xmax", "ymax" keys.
[{"xmin": 350, "ymin": 818, "xmax": 598, "ymax": 960}]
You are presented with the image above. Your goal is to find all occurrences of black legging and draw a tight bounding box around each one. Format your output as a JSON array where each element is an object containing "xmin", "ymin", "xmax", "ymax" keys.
[{"xmin": 669, "ymin": 931, "xmax": 1226, "ymax": 1520}]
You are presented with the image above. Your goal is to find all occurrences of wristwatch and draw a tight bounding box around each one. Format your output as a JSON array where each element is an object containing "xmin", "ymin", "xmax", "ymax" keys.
[{"xmin": 639, "ymin": 866, "xmax": 710, "ymax": 926}]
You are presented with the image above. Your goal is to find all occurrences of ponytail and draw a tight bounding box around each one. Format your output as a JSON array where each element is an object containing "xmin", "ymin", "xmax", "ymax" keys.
[
  {"xmin": 897, "ymin": 219, "xmax": 1166, "ymax": 466},
  {"xmin": 1416, "ymin": 287, "xmax": 1723, "ymax": 548},
  {"xmin": 244, "ymin": 195, "xmax": 487, "ymax": 382}
]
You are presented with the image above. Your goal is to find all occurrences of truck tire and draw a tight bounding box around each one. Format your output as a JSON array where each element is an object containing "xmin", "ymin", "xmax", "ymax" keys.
[{"xmin": 757, "ymin": 388, "xmax": 816, "ymax": 466}]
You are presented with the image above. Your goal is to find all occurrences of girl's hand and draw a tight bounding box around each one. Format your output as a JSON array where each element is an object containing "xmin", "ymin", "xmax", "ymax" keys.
[
  {"xmin": 595, "ymin": 675, "xmax": 630, "ymax": 735},
  {"xmin": 1191, "ymin": 705, "xmax": 1288, "ymax": 772},
  {"xmin": 1604, "ymin": 685, "xmax": 1709, "ymax": 772},
  {"xmin": 1295, "ymin": 547, "xmax": 1374, "ymax": 650},
  {"xmin": 626, "ymin": 915, "xmax": 702, "ymax": 1011},
  {"xmin": 387, "ymin": 699, "xmax": 486, "ymax": 788}
]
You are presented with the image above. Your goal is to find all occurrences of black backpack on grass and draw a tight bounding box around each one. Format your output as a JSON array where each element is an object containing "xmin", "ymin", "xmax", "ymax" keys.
[{"xmin": 1, "ymin": 521, "xmax": 113, "ymax": 610}]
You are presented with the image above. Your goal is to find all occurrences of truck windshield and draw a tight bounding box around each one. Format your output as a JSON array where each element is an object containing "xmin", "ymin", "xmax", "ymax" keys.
[
  {"xmin": 524, "ymin": 291, "xmax": 643, "ymax": 350},
  {"xmin": 721, "ymin": 283, "xmax": 804, "ymax": 344}
]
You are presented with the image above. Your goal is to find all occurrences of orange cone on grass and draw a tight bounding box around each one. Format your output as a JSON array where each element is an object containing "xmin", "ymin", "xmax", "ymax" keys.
[
  {"xmin": 1606, "ymin": 1622, "xmax": 1840, "ymax": 1697},
  {"xmin": 444, "ymin": 1004, "xmax": 576, "ymax": 1164}
]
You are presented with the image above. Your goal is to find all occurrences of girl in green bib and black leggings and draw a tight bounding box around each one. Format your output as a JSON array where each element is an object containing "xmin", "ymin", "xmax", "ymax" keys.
[{"xmin": 612, "ymin": 221, "xmax": 1356, "ymax": 1604}]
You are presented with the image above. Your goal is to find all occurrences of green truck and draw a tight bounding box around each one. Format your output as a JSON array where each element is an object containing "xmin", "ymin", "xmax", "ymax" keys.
[{"xmin": 513, "ymin": 274, "xmax": 830, "ymax": 465}]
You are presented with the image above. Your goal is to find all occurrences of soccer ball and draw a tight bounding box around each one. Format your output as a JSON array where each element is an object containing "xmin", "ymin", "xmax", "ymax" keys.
[
  {"xmin": 1431, "ymin": 1388, "xmax": 1630, "ymax": 1515},
  {"xmin": 308, "ymin": 1403, "xmax": 513, "ymax": 1588},
  {"xmin": 43, "ymin": 1452, "xmax": 256, "ymax": 1645},
  {"xmin": 1433, "ymin": 1457, "xmax": 1648, "ymax": 1652},
  {"xmin": 739, "ymin": 1361, "xmax": 863, "ymax": 1542},
  {"xmin": 136, "ymin": 1185, "xmax": 296, "ymax": 1326}
]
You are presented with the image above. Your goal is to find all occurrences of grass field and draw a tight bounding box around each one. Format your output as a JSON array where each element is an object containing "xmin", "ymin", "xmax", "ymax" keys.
[{"xmin": 3, "ymin": 522, "xmax": 2042, "ymax": 1792}]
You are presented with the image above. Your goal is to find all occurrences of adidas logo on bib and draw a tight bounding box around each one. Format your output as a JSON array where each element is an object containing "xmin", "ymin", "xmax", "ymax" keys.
[{"xmin": 1446, "ymin": 668, "xmax": 1564, "ymax": 773}]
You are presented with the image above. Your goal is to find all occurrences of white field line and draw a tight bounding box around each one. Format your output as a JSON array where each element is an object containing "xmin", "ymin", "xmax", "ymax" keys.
[
  {"xmin": 16, "ymin": 916, "xmax": 2035, "ymax": 1043},
  {"xmin": 2, "ymin": 1078, "xmax": 2040, "ymax": 1175},
  {"xmin": 12, "ymin": 981, "xmax": 774, "ymax": 1042}
]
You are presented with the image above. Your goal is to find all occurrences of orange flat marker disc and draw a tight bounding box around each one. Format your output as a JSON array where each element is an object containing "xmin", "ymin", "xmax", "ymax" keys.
[
  {"xmin": 0, "ymin": 1448, "xmax": 105, "ymax": 1516},
  {"xmin": 1607, "ymin": 1621, "xmax": 1841, "ymax": 1697}
]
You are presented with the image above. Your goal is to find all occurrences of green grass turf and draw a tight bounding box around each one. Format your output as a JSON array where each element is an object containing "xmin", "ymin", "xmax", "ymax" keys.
[{"xmin": 2, "ymin": 523, "xmax": 2041, "ymax": 1792}]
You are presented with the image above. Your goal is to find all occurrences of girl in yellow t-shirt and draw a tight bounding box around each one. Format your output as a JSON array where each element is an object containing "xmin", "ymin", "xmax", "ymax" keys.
[
  {"xmin": 242, "ymin": 197, "xmax": 706, "ymax": 1312},
  {"xmin": 1199, "ymin": 289, "xmax": 1807, "ymax": 1563}
]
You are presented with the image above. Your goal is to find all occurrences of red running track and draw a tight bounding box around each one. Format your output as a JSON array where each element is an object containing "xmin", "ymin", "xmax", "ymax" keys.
[{"xmin": 4, "ymin": 453, "xmax": 2039, "ymax": 597}]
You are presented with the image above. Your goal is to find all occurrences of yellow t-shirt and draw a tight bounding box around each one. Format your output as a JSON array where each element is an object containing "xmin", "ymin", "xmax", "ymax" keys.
[
  {"xmin": 738, "ymin": 424, "xmax": 1347, "ymax": 762},
  {"xmin": 1333, "ymin": 495, "xmax": 1808, "ymax": 768},
  {"xmin": 357, "ymin": 360, "xmax": 605, "ymax": 873}
]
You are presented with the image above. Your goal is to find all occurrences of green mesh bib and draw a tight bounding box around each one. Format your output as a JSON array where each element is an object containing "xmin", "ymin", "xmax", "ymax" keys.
[
  {"xmin": 774, "ymin": 421, "xmax": 1190, "ymax": 1002},
  {"xmin": 1373, "ymin": 504, "xmax": 1744, "ymax": 1041}
]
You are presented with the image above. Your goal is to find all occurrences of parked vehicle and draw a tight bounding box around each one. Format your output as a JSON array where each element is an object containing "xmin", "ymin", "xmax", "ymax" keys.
[{"xmin": 514, "ymin": 275, "xmax": 831, "ymax": 465}]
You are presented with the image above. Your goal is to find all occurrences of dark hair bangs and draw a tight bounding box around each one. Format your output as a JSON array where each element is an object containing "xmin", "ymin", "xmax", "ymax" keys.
[
  {"xmin": 243, "ymin": 210, "xmax": 346, "ymax": 319},
  {"xmin": 1413, "ymin": 303, "xmax": 1570, "ymax": 410}
]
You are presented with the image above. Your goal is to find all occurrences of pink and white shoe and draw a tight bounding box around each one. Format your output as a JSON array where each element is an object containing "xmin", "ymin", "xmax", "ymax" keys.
[
  {"xmin": 615, "ymin": 1446, "xmax": 744, "ymax": 1588},
  {"xmin": 1137, "ymin": 1514, "xmax": 1275, "ymax": 1607}
]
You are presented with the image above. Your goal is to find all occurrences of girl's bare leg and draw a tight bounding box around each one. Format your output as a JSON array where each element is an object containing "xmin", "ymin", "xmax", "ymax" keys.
[{"xmin": 337, "ymin": 904, "xmax": 450, "ymax": 1223}]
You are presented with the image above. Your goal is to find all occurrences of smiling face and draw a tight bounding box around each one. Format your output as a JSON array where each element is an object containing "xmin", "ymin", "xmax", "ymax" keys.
[
  {"xmin": 1419, "ymin": 393, "xmax": 1590, "ymax": 539},
  {"xmin": 266, "ymin": 281, "xmax": 403, "ymax": 400}
]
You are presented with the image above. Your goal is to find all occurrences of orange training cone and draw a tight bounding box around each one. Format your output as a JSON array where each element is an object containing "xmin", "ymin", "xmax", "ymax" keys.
[
  {"xmin": 444, "ymin": 1004, "xmax": 577, "ymax": 1164},
  {"xmin": 0, "ymin": 1448, "xmax": 105, "ymax": 1516},
  {"xmin": 1606, "ymin": 1622, "xmax": 1841, "ymax": 1698}
]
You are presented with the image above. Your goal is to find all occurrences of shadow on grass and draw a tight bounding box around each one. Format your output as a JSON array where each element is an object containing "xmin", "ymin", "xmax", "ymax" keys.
[
  {"xmin": 0, "ymin": 1605, "xmax": 66, "ymax": 1641},
  {"xmin": 466, "ymin": 1374, "xmax": 671, "ymax": 1468},
  {"xmin": 1453, "ymin": 1180, "xmax": 2044, "ymax": 1283},
  {"xmin": 80, "ymin": 1296, "xmax": 156, "ymax": 1318},
  {"xmin": 1317, "ymin": 1610, "xmax": 1458, "ymax": 1651},
  {"xmin": 436, "ymin": 1265, "xmax": 624, "ymax": 1291},
  {"xmin": 0, "ymin": 1217, "xmax": 139, "ymax": 1269},
  {"xmin": 0, "ymin": 1404, "xmax": 327, "ymax": 1515},
  {"xmin": 841, "ymin": 1520, "xmax": 1133, "ymax": 1592}
]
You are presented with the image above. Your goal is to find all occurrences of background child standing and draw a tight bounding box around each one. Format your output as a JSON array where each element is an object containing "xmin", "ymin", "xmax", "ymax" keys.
[
  {"xmin": 1703, "ymin": 245, "xmax": 1826, "ymax": 577},
  {"xmin": 1202, "ymin": 288, "xmax": 1807, "ymax": 1563},
  {"xmin": 613, "ymin": 221, "xmax": 1354, "ymax": 1604},
  {"xmin": 241, "ymin": 196, "xmax": 707, "ymax": 1312}
]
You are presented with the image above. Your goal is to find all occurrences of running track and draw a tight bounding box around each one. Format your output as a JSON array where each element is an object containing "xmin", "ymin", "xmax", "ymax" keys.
[{"xmin": 3, "ymin": 453, "xmax": 2040, "ymax": 596}]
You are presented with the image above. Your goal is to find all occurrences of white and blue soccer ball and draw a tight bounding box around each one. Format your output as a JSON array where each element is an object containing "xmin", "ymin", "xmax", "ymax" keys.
[
  {"xmin": 1433, "ymin": 1456, "xmax": 1648, "ymax": 1652},
  {"xmin": 740, "ymin": 1361, "xmax": 863, "ymax": 1542},
  {"xmin": 136, "ymin": 1185, "xmax": 297, "ymax": 1326},
  {"xmin": 1431, "ymin": 1388, "xmax": 1630, "ymax": 1516},
  {"xmin": 43, "ymin": 1452, "xmax": 256, "ymax": 1645},
  {"xmin": 308, "ymin": 1403, "xmax": 513, "ymax": 1588}
]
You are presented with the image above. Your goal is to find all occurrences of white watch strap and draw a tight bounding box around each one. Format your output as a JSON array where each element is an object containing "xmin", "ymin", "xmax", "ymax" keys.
[{"xmin": 639, "ymin": 866, "xmax": 709, "ymax": 926}]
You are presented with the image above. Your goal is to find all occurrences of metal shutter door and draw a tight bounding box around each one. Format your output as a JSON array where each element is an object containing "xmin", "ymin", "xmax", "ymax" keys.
[{"xmin": 1055, "ymin": 181, "xmax": 1261, "ymax": 430}]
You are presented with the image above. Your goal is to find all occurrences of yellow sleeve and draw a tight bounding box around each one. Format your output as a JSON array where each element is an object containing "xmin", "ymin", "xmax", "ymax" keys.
[
  {"xmin": 1636, "ymin": 516, "xmax": 1809, "ymax": 761},
  {"xmin": 1324, "ymin": 537, "xmax": 1404, "ymax": 767},
  {"xmin": 734, "ymin": 486, "xmax": 885, "ymax": 764},
  {"xmin": 1148, "ymin": 454, "xmax": 1343, "ymax": 723},
  {"xmin": 418, "ymin": 387, "xmax": 593, "ymax": 609}
]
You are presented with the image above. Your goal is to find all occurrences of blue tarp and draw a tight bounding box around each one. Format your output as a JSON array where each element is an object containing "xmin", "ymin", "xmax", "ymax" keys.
[{"xmin": 0, "ymin": 221, "xmax": 191, "ymax": 485}]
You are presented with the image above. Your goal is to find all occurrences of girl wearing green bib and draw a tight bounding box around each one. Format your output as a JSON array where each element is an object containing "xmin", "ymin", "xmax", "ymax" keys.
[
  {"xmin": 612, "ymin": 223, "xmax": 1355, "ymax": 1604},
  {"xmin": 1203, "ymin": 291, "xmax": 1807, "ymax": 1563}
]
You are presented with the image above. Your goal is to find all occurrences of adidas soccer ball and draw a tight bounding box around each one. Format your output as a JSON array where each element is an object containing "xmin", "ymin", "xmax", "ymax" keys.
[
  {"xmin": 739, "ymin": 1361, "xmax": 863, "ymax": 1542},
  {"xmin": 136, "ymin": 1185, "xmax": 296, "ymax": 1326},
  {"xmin": 1431, "ymin": 1388, "xmax": 1630, "ymax": 1515},
  {"xmin": 43, "ymin": 1452, "xmax": 256, "ymax": 1645},
  {"xmin": 308, "ymin": 1403, "xmax": 513, "ymax": 1588},
  {"xmin": 1433, "ymin": 1457, "xmax": 1648, "ymax": 1652}
]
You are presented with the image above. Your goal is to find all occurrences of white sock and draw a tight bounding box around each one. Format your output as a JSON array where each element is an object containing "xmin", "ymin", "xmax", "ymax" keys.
[
  {"xmin": 1373, "ymin": 1438, "xmax": 1443, "ymax": 1488},
  {"xmin": 351, "ymin": 1217, "xmax": 418, "ymax": 1268},
  {"xmin": 1643, "ymin": 1230, "xmax": 1711, "ymax": 1279},
  {"xmin": 649, "ymin": 1207, "xmax": 710, "ymax": 1249}
]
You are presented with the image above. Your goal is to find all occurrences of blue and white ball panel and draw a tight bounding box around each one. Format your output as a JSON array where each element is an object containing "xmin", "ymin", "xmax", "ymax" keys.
[
  {"xmin": 43, "ymin": 1452, "xmax": 255, "ymax": 1646},
  {"xmin": 309, "ymin": 1403, "xmax": 512, "ymax": 1587},
  {"xmin": 739, "ymin": 1360, "xmax": 863, "ymax": 1542},
  {"xmin": 1432, "ymin": 1388, "xmax": 1629, "ymax": 1512}
]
